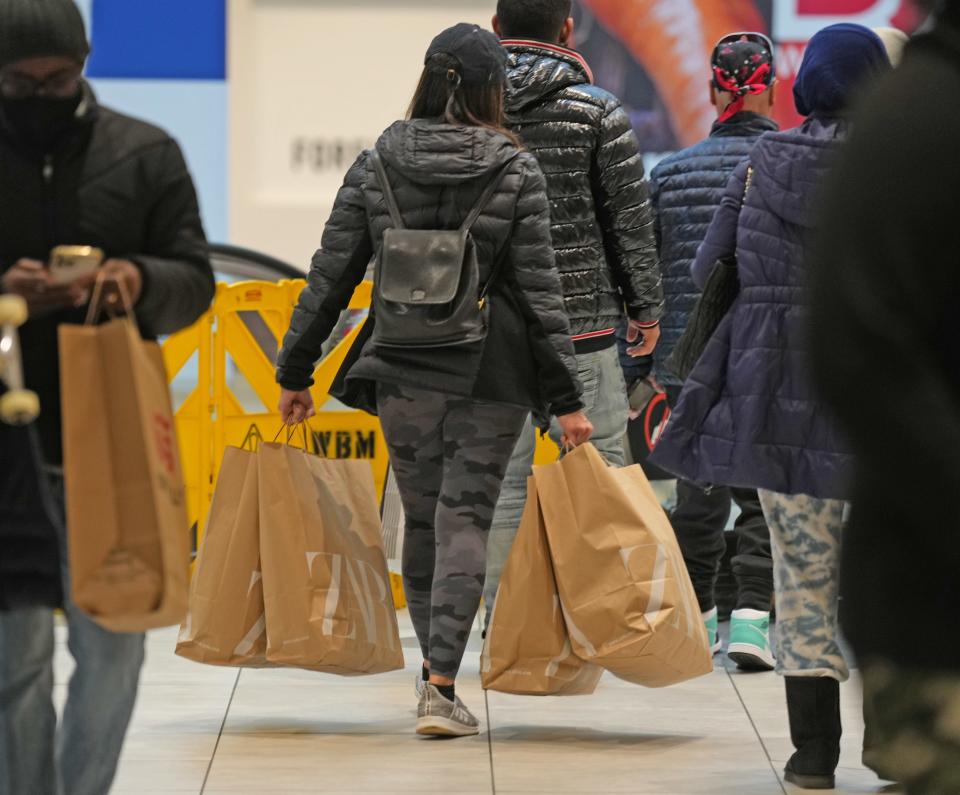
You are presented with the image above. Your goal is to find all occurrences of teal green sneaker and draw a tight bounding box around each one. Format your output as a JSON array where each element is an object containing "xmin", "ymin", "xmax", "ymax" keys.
[
  {"xmin": 703, "ymin": 607, "xmax": 722, "ymax": 655},
  {"xmin": 727, "ymin": 609, "xmax": 775, "ymax": 671}
]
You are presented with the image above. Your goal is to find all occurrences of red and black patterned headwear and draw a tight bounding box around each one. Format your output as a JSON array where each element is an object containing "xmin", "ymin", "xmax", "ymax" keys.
[{"xmin": 711, "ymin": 32, "xmax": 776, "ymax": 123}]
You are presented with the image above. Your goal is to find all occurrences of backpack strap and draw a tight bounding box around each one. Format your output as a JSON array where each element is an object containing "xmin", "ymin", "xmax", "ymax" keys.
[
  {"xmin": 459, "ymin": 153, "xmax": 521, "ymax": 234},
  {"xmin": 370, "ymin": 149, "xmax": 406, "ymax": 230}
]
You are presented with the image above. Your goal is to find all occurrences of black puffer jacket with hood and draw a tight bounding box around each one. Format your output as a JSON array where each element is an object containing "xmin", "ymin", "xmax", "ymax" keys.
[
  {"xmin": 0, "ymin": 84, "xmax": 214, "ymax": 464},
  {"xmin": 276, "ymin": 120, "xmax": 583, "ymax": 420},
  {"xmin": 502, "ymin": 40, "xmax": 663, "ymax": 348}
]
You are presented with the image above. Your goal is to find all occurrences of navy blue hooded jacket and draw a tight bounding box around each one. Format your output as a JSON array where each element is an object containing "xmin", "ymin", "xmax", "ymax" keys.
[
  {"xmin": 618, "ymin": 111, "xmax": 778, "ymax": 387},
  {"xmin": 651, "ymin": 118, "xmax": 856, "ymax": 498}
]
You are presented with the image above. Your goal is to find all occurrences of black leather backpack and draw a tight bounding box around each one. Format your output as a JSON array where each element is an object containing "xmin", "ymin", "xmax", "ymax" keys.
[{"xmin": 369, "ymin": 150, "xmax": 517, "ymax": 349}]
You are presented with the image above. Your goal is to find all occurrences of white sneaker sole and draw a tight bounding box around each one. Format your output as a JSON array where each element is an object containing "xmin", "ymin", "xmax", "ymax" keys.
[
  {"xmin": 727, "ymin": 642, "xmax": 775, "ymax": 671},
  {"xmin": 416, "ymin": 716, "xmax": 480, "ymax": 737}
]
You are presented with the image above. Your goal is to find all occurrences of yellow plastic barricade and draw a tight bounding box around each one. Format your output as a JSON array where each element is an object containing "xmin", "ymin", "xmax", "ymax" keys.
[
  {"xmin": 164, "ymin": 278, "xmax": 556, "ymax": 609},
  {"xmin": 163, "ymin": 279, "xmax": 389, "ymax": 555}
]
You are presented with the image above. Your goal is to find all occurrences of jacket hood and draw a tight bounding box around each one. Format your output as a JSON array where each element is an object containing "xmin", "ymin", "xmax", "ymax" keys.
[
  {"xmin": 749, "ymin": 116, "xmax": 848, "ymax": 228},
  {"xmin": 502, "ymin": 40, "xmax": 592, "ymax": 113},
  {"xmin": 375, "ymin": 119, "xmax": 518, "ymax": 186}
]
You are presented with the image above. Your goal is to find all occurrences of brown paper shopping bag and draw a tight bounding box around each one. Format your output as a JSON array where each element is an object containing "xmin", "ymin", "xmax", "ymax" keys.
[
  {"xmin": 59, "ymin": 315, "xmax": 190, "ymax": 632},
  {"xmin": 177, "ymin": 445, "xmax": 273, "ymax": 666},
  {"xmin": 481, "ymin": 479, "xmax": 603, "ymax": 696},
  {"xmin": 258, "ymin": 442, "xmax": 404, "ymax": 675},
  {"xmin": 535, "ymin": 444, "xmax": 712, "ymax": 688}
]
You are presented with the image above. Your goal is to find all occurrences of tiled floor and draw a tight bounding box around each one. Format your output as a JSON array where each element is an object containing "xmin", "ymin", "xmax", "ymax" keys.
[{"xmin": 53, "ymin": 615, "xmax": 900, "ymax": 795}]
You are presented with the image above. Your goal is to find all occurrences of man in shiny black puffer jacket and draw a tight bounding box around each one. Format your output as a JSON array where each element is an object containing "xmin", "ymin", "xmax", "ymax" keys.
[{"xmin": 483, "ymin": 0, "xmax": 663, "ymax": 621}]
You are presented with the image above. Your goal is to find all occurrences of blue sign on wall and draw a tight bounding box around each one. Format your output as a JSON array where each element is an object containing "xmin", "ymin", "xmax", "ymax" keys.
[{"xmin": 86, "ymin": 0, "xmax": 226, "ymax": 80}]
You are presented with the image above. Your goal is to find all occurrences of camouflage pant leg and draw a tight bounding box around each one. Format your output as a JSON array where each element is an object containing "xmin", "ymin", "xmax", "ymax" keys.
[
  {"xmin": 757, "ymin": 491, "xmax": 849, "ymax": 681},
  {"xmin": 862, "ymin": 661, "xmax": 960, "ymax": 794},
  {"xmin": 376, "ymin": 384, "xmax": 445, "ymax": 666},
  {"xmin": 376, "ymin": 383, "xmax": 526, "ymax": 679}
]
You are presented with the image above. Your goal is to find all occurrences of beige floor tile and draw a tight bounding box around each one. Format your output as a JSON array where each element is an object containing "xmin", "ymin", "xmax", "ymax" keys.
[
  {"xmin": 488, "ymin": 668, "xmax": 778, "ymax": 793},
  {"xmin": 109, "ymin": 757, "xmax": 210, "ymax": 794},
  {"xmin": 223, "ymin": 660, "xmax": 487, "ymax": 737},
  {"xmin": 122, "ymin": 682, "xmax": 238, "ymax": 737},
  {"xmin": 140, "ymin": 645, "xmax": 244, "ymax": 687},
  {"xmin": 204, "ymin": 732, "xmax": 493, "ymax": 792}
]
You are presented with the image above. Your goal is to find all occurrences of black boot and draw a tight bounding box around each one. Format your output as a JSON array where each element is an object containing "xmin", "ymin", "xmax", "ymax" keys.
[{"xmin": 783, "ymin": 677, "xmax": 842, "ymax": 790}]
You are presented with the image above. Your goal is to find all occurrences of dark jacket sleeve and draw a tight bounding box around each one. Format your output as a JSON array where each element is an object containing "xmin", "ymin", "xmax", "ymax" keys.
[
  {"xmin": 692, "ymin": 160, "xmax": 748, "ymax": 290},
  {"xmin": 593, "ymin": 99, "xmax": 664, "ymax": 324},
  {"xmin": 131, "ymin": 139, "xmax": 215, "ymax": 336},
  {"xmin": 649, "ymin": 163, "xmax": 665, "ymax": 255},
  {"xmin": 508, "ymin": 155, "xmax": 583, "ymax": 417},
  {"xmin": 276, "ymin": 152, "xmax": 373, "ymax": 391}
]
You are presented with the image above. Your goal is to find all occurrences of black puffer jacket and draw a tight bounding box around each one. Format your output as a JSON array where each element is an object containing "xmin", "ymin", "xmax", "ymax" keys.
[
  {"xmin": 277, "ymin": 120, "xmax": 582, "ymax": 419},
  {"xmin": 647, "ymin": 112, "xmax": 779, "ymax": 384},
  {"xmin": 0, "ymin": 83, "xmax": 215, "ymax": 464},
  {"xmin": 503, "ymin": 40, "xmax": 663, "ymax": 347}
]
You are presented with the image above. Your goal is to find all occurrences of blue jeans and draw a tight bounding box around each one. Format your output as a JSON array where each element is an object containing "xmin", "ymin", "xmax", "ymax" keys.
[
  {"xmin": 483, "ymin": 345, "xmax": 629, "ymax": 622},
  {"xmin": 0, "ymin": 477, "xmax": 145, "ymax": 795}
]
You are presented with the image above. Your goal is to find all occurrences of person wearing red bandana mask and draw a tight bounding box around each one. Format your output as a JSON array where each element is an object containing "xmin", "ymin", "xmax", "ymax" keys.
[{"xmin": 615, "ymin": 31, "xmax": 779, "ymax": 675}]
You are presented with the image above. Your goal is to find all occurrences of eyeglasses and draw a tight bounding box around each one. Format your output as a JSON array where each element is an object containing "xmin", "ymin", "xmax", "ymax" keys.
[
  {"xmin": 0, "ymin": 69, "xmax": 83, "ymax": 101},
  {"xmin": 713, "ymin": 32, "xmax": 775, "ymax": 57}
]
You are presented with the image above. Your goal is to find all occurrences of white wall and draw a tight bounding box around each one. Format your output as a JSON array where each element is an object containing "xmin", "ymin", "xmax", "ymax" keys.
[{"xmin": 229, "ymin": 0, "xmax": 493, "ymax": 267}]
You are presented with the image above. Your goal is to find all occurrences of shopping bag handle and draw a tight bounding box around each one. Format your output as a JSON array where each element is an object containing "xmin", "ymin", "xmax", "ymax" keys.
[
  {"xmin": 557, "ymin": 441, "xmax": 604, "ymax": 463},
  {"xmin": 239, "ymin": 424, "xmax": 262, "ymax": 452},
  {"xmin": 273, "ymin": 422, "xmax": 313, "ymax": 453},
  {"xmin": 84, "ymin": 273, "xmax": 136, "ymax": 326}
]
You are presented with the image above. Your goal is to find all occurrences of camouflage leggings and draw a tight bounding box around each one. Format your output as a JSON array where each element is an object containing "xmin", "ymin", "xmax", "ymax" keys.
[
  {"xmin": 862, "ymin": 661, "xmax": 960, "ymax": 794},
  {"xmin": 758, "ymin": 491, "xmax": 849, "ymax": 681},
  {"xmin": 376, "ymin": 383, "xmax": 526, "ymax": 679}
]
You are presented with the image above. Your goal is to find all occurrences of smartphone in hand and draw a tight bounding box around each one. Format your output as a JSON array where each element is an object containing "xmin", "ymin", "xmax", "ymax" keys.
[{"xmin": 49, "ymin": 245, "xmax": 104, "ymax": 286}]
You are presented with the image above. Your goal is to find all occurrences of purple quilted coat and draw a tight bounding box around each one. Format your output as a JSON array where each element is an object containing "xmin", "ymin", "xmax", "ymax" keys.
[{"xmin": 650, "ymin": 117, "xmax": 854, "ymax": 500}]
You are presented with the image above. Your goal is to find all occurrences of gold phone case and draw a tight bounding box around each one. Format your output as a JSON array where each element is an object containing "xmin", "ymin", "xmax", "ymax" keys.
[{"xmin": 49, "ymin": 245, "xmax": 105, "ymax": 285}]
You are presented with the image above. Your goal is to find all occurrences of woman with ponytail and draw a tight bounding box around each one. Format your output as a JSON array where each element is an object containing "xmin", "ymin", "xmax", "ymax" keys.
[{"xmin": 275, "ymin": 23, "xmax": 591, "ymax": 737}]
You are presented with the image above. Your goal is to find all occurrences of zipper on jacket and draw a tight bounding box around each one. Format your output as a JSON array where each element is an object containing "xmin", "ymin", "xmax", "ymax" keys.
[{"xmin": 42, "ymin": 154, "xmax": 55, "ymax": 249}]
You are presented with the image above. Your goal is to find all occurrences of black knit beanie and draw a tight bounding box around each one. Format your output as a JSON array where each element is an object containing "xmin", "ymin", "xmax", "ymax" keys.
[{"xmin": 0, "ymin": 0, "xmax": 90, "ymax": 71}]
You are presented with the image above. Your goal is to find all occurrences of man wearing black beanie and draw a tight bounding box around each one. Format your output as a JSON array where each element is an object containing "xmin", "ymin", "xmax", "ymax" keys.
[{"xmin": 0, "ymin": 2, "xmax": 214, "ymax": 794}]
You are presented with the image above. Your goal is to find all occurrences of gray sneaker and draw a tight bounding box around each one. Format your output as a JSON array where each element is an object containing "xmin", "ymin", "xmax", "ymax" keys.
[
  {"xmin": 415, "ymin": 671, "xmax": 426, "ymax": 700},
  {"xmin": 416, "ymin": 684, "xmax": 481, "ymax": 737}
]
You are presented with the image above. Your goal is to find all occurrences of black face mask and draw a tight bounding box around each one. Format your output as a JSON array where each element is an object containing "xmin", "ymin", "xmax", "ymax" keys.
[{"xmin": 0, "ymin": 92, "xmax": 83, "ymax": 151}]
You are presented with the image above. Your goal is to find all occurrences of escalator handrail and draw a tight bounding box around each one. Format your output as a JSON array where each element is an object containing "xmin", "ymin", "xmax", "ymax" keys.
[{"xmin": 209, "ymin": 243, "xmax": 305, "ymax": 280}]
